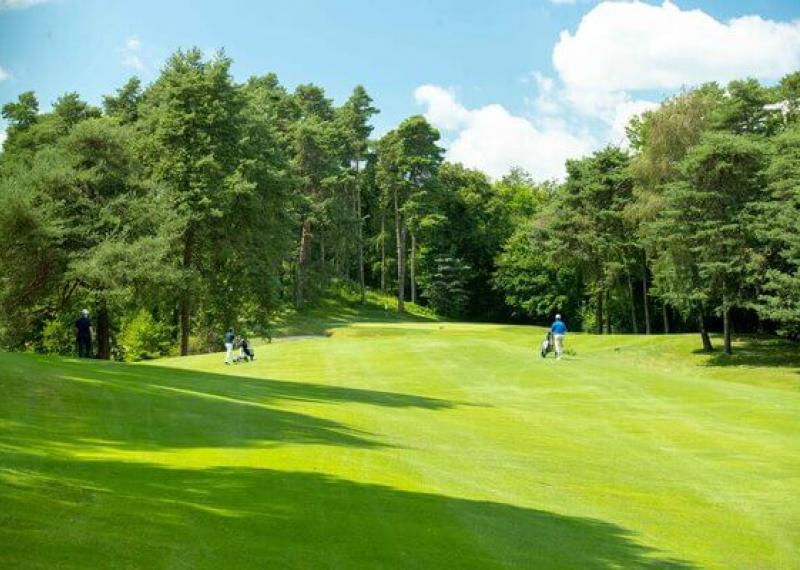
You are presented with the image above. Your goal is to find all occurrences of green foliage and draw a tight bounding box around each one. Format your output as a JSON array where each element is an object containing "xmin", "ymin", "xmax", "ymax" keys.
[
  {"xmin": 0, "ymin": 171, "xmax": 65, "ymax": 347},
  {"xmin": 119, "ymin": 309, "xmax": 174, "ymax": 361},
  {"xmin": 417, "ymin": 253, "xmax": 471, "ymax": 318},
  {"xmin": 41, "ymin": 317, "xmax": 76, "ymax": 356},
  {"xmin": 647, "ymin": 134, "xmax": 768, "ymax": 333},
  {"xmin": 493, "ymin": 167, "xmax": 552, "ymax": 223},
  {"xmin": 416, "ymin": 163, "xmax": 511, "ymax": 320},
  {"xmin": 52, "ymin": 92, "xmax": 102, "ymax": 128},
  {"xmin": 577, "ymin": 302, "xmax": 596, "ymax": 334},
  {"xmin": 1, "ymin": 90, "xmax": 39, "ymax": 130},
  {"xmin": 709, "ymin": 78, "xmax": 777, "ymax": 135},
  {"xmin": 337, "ymin": 85, "xmax": 379, "ymax": 161},
  {"xmin": 752, "ymin": 124, "xmax": 800, "ymax": 338},
  {"xmin": 375, "ymin": 115, "xmax": 444, "ymax": 313},
  {"xmin": 3, "ymin": 51, "xmax": 800, "ymax": 359},
  {"xmin": 102, "ymin": 77, "xmax": 142, "ymax": 124},
  {"xmin": 494, "ymin": 222, "xmax": 581, "ymax": 324}
]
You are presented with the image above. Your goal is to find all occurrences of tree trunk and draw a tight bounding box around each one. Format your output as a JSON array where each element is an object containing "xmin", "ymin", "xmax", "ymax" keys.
[
  {"xmin": 296, "ymin": 220, "xmax": 310, "ymax": 310},
  {"xmin": 410, "ymin": 230, "xmax": 417, "ymax": 304},
  {"xmin": 642, "ymin": 254, "xmax": 651, "ymax": 334},
  {"xmin": 380, "ymin": 212, "xmax": 386, "ymax": 295},
  {"xmin": 96, "ymin": 299, "xmax": 110, "ymax": 360},
  {"xmin": 697, "ymin": 309, "xmax": 713, "ymax": 352},
  {"xmin": 662, "ymin": 303, "xmax": 670, "ymax": 334},
  {"xmin": 180, "ymin": 227, "xmax": 194, "ymax": 356},
  {"xmin": 626, "ymin": 270, "xmax": 638, "ymax": 334},
  {"xmin": 605, "ymin": 290, "xmax": 612, "ymax": 334},
  {"xmin": 394, "ymin": 189, "xmax": 406, "ymax": 313},
  {"xmin": 356, "ymin": 165, "xmax": 365, "ymax": 304},
  {"xmin": 320, "ymin": 232, "xmax": 326, "ymax": 277},
  {"xmin": 723, "ymin": 304, "xmax": 733, "ymax": 355},
  {"xmin": 595, "ymin": 289, "xmax": 603, "ymax": 335}
]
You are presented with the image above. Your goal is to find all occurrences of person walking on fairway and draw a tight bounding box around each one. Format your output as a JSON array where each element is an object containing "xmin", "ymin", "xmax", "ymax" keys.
[
  {"xmin": 75, "ymin": 309, "xmax": 93, "ymax": 358},
  {"xmin": 551, "ymin": 314, "xmax": 567, "ymax": 360},
  {"xmin": 224, "ymin": 328, "xmax": 235, "ymax": 364}
]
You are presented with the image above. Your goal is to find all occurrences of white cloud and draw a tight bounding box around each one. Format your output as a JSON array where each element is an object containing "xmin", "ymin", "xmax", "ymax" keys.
[
  {"xmin": 121, "ymin": 35, "xmax": 145, "ymax": 71},
  {"xmin": 554, "ymin": 1, "xmax": 800, "ymax": 100},
  {"xmin": 0, "ymin": 0, "xmax": 48, "ymax": 9},
  {"xmin": 414, "ymin": 2, "xmax": 800, "ymax": 179},
  {"xmin": 534, "ymin": 0, "xmax": 800, "ymax": 147},
  {"xmin": 531, "ymin": 72, "xmax": 562, "ymax": 116},
  {"xmin": 415, "ymin": 85, "xmax": 595, "ymax": 180},
  {"xmin": 413, "ymin": 85, "xmax": 470, "ymax": 130},
  {"xmin": 0, "ymin": 66, "xmax": 10, "ymax": 81}
]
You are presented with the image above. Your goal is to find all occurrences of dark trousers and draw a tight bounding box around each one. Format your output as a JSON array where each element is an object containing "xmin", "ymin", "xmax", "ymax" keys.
[{"xmin": 77, "ymin": 337, "xmax": 92, "ymax": 358}]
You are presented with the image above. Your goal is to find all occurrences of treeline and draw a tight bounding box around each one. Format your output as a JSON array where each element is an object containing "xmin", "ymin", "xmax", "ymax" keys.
[
  {"xmin": 496, "ymin": 77, "xmax": 800, "ymax": 353},
  {"xmin": 0, "ymin": 49, "xmax": 531, "ymax": 359},
  {"xmin": 1, "ymin": 49, "xmax": 799, "ymax": 358}
]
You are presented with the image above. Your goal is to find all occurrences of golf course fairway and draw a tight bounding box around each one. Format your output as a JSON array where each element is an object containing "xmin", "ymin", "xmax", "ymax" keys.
[{"xmin": 1, "ymin": 322, "xmax": 799, "ymax": 568}]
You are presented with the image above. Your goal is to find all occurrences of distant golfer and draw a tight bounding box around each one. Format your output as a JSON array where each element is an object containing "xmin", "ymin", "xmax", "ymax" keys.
[
  {"xmin": 551, "ymin": 314, "xmax": 567, "ymax": 360},
  {"xmin": 75, "ymin": 309, "xmax": 93, "ymax": 358},
  {"xmin": 224, "ymin": 328, "xmax": 235, "ymax": 364}
]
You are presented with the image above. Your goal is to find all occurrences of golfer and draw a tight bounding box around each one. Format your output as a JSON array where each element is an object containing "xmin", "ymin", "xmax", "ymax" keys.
[
  {"xmin": 75, "ymin": 309, "xmax": 93, "ymax": 358},
  {"xmin": 551, "ymin": 314, "xmax": 567, "ymax": 359},
  {"xmin": 224, "ymin": 328, "xmax": 235, "ymax": 364}
]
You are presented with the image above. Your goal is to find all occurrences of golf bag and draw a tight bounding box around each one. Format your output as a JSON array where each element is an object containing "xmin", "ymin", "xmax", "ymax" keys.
[
  {"xmin": 233, "ymin": 337, "xmax": 255, "ymax": 363},
  {"xmin": 540, "ymin": 332, "xmax": 554, "ymax": 358}
]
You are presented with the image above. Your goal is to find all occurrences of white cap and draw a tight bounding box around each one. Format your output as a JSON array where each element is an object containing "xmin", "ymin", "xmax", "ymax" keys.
[
  {"xmin": 555, "ymin": 314, "xmax": 561, "ymax": 320},
  {"xmin": 81, "ymin": 309, "xmax": 89, "ymax": 316}
]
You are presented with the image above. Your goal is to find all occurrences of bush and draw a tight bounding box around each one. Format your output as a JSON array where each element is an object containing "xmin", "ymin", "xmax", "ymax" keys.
[
  {"xmin": 188, "ymin": 327, "xmax": 220, "ymax": 354},
  {"xmin": 578, "ymin": 302, "xmax": 596, "ymax": 334},
  {"xmin": 41, "ymin": 318, "xmax": 76, "ymax": 355},
  {"xmin": 119, "ymin": 309, "xmax": 173, "ymax": 361}
]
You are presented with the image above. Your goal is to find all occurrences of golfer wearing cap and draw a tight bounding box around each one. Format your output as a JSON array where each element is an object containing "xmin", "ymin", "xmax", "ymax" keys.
[
  {"xmin": 76, "ymin": 309, "xmax": 93, "ymax": 358},
  {"xmin": 551, "ymin": 314, "xmax": 567, "ymax": 360}
]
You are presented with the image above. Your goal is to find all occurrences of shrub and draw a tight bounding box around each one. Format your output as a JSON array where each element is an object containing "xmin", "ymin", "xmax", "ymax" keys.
[
  {"xmin": 41, "ymin": 318, "xmax": 76, "ymax": 356},
  {"xmin": 578, "ymin": 302, "xmax": 596, "ymax": 334},
  {"xmin": 187, "ymin": 328, "xmax": 219, "ymax": 354},
  {"xmin": 119, "ymin": 309, "xmax": 173, "ymax": 361}
]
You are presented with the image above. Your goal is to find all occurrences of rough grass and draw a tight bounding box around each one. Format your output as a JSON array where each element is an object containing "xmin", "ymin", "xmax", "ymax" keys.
[{"xmin": 1, "ymin": 315, "xmax": 799, "ymax": 568}]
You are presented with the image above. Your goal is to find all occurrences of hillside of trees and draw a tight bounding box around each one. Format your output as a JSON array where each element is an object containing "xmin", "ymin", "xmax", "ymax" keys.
[{"xmin": 1, "ymin": 49, "xmax": 799, "ymax": 359}]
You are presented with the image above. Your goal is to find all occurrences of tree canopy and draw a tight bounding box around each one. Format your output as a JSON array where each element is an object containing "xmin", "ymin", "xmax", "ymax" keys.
[{"xmin": 2, "ymin": 51, "xmax": 799, "ymax": 357}]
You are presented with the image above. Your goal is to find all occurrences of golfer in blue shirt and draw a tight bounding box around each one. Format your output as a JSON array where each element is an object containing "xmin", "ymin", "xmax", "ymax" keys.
[{"xmin": 551, "ymin": 314, "xmax": 567, "ymax": 359}]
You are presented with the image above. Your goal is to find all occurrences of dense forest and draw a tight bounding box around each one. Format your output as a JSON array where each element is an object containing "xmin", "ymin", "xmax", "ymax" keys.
[{"xmin": 1, "ymin": 49, "xmax": 799, "ymax": 359}]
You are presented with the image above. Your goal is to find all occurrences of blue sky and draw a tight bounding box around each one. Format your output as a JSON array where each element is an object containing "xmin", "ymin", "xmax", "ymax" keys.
[{"xmin": 2, "ymin": 0, "xmax": 800, "ymax": 178}]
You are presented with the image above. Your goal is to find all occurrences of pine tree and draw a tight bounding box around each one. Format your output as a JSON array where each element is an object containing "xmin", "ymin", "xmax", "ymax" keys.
[{"xmin": 138, "ymin": 49, "xmax": 244, "ymax": 355}]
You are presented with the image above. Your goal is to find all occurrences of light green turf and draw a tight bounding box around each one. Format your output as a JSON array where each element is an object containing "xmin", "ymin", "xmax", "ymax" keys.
[{"xmin": 1, "ymin": 322, "xmax": 799, "ymax": 568}]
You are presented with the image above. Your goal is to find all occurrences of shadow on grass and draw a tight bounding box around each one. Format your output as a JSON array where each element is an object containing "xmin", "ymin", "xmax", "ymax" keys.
[
  {"xmin": 0, "ymin": 448, "xmax": 696, "ymax": 569},
  {"xmin": 269, "ymin": 292, "xmax": 439, "ymax": 339},
  {"xmin": 692, "ymin": 335, "xmax": 800, "ymax": 370},
  {"xmin": 0, "ymin": 352, "xmax": 695, "ymax": 568},
  {"xmin": 0, "ymin": 353, "xmax": 456, "ymax": 451}
]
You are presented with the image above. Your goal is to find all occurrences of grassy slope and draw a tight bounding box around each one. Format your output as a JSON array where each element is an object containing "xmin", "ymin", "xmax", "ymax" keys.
[
  {"xmin": 265, "ymin": 287, "xmax": 439, "ymax": 339},
  {"xmin": 1, "ymin": 304, "xmax": 799, "ymax": 568}
]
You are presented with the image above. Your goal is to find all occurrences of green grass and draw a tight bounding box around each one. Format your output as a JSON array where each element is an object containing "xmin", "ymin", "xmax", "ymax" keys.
[
  {"xmin": 2, "ymin": 320, "xmax": 799, "ymax": 568},
  {"xmin": 265, "ymin": 284, "xmax": 439, "ymax": 339}
]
